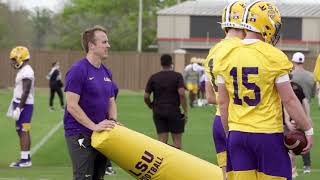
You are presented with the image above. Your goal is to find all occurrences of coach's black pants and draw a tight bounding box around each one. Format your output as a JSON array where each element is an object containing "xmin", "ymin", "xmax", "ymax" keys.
[{"xmin": 66, "ymin": 135, "xmax": 108, "ymax": 180}]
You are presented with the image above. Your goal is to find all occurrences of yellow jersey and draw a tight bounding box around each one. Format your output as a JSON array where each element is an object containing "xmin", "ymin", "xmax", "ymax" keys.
[
  {"xmin": 204, "ymin": 37, "xmax": 243, "ymax": 116},
  {"xmin": 213, "ymin": 40, "xmax": 293, "ymax": 133},
  {"xmin": 313, "ymin": 54, "xmax": 320, "ymax": 82}
]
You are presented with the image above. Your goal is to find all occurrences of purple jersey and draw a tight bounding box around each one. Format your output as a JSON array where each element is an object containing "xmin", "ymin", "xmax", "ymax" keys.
[{"xmin": 64, "ymin": 58, "xmax": 115, "ymax": 136}]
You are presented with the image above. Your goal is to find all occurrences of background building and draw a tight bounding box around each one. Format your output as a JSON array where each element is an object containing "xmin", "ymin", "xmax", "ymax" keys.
[{"xmin": 157, "ymin": 0, "xmax": 320, "ymax": 59}]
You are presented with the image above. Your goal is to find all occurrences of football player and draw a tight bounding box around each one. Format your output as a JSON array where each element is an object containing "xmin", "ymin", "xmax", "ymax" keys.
[
  {"xmin": 214, "ymin": 1, "xmax": 313, "ymax": 179},
  {"xmin": 7, "ymin": 46, "xmax": 35, "ymax": 168},
  {"xmin": 290, "ymin": 52, "xmax": 314, "ymax": 174},
  {"xmin": 183, "ymin": 57, "xmax": 202, "ymax": 107},
  {"xmin": 203, "ymin": 1, "xmax": 247, "ymax": 179},
  {"xmin": 313, "ymin": 54, "xmax": 320, "ymax": 108}
]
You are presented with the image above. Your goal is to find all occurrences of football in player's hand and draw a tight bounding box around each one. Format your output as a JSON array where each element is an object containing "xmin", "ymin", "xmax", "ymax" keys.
[{"xmin": 284, "ymin": 130, "xmax": 307, "ymax": 155}]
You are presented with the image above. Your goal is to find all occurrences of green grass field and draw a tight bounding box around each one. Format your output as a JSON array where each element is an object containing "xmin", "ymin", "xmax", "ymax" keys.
[{"xmin": 0, "ymin": 89, "xmax": 319, "ymax": 179}]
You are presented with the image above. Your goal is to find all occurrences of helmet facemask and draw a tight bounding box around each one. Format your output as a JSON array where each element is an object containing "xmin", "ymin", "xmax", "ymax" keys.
[
  {"xmin": 11, "ymin": 58, "xmax": 24, "ymax": 69},
  {"xmin": 271, "ymin": 22, "xmax": 281, "ymax": 46}
]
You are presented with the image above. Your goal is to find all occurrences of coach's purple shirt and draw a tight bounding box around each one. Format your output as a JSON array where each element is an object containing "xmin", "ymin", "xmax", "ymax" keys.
[{"xmin": 64, "ymin": 58, "xmax": 114, "ymax": 136}]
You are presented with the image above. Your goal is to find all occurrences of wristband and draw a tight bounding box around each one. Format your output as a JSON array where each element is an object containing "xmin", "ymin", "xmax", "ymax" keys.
[
  {"xmin": 305, "ymin": 128, "xmax": 314, "ymax": 136},
  {"xmin": 109, "ymin": 118, "xmax": 117, "ymax": 122}
]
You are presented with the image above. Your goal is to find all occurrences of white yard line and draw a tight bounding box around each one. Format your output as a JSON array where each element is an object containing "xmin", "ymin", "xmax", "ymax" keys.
[{"xmin": 30, "ymin": 120, "xmax": 63, "ymax": 156}]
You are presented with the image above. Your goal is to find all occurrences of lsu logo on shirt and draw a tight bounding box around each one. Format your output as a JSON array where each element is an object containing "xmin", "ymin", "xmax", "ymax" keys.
[{"xmin": 104, "ymin": 77, "xmax": 111, "ymax": 82}]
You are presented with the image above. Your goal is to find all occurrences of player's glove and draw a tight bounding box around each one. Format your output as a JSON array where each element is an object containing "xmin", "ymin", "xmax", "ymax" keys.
[{"xmin": 12, "ymin": 107, "xmax": 22, "ymax": 120}]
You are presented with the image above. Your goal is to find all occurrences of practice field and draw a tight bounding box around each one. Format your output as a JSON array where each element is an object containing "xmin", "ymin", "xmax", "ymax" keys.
[{"xmin": 0, "ymin": 89, "xmax": 319, "ymax": 179}]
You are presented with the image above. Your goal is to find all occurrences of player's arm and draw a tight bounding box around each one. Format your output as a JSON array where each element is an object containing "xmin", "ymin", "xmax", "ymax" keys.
[
  {"xmin": 178, "ymin": 87, "xmax": 188, "ymax": 117},
  {"xmin": 296, "ymin": 84, "xmax": 310, "ymax": 118},
  {"xmin": 144, "ymin": 77, "xmax": 153, "ymax": 109},
  {"xmin": 108, "ymin": 97, "xmax": 117, "ymax": 120},
  {"xmin": 217, "ymin": 75, "xmax": 229, "ymax": 135},
  {"xmin": 302, "ymin": 98, "xmax": 310, "ymax": 118},
  {"xmin": 144, "ymin": 92, "xmax": 153, "ymax": 109},
  {"xmin": 19, "ymin": 78, "xmax": 32, "ymax": 109},
  {"xmin": 277, "ymin": 81, "xmax": 312, "ymax": 130},
  {"xmin": 182, "ymin": 68, "xmax": 189, "ymax": 82},
  {"xmin": 205, "ymin": 80, "xmax": 216, "ymax": 104},
  {"xmin": 66, "ymin": 91, "xmax": 115, "ymax": 132},
  {"xmin": 178, "ymin": 74, "xmax": 188, "ymax": 117},
  {"xmin": 193, "ymin": 63, "xmax": 205, "ymax": 72},
  {"xmin": 276, "ymin": 79, "xmax": 313, "ymax": 153},
  {"xmin": 12, "ymin": 78, "xmax": 32, "ymax": 120}
]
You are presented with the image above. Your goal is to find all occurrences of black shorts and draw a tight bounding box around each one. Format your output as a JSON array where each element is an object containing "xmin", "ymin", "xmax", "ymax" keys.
[
  {"xmin": 66, "ymin": 134, "xmax": 108, "ymax": 180},
  {"xmin": 153, "ymin": 105, "xmax": 185, "ymax": 134}
]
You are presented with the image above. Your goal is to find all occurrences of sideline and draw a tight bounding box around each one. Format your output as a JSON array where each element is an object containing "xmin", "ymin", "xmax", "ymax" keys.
[{"xmin": 30, "ymin": 120, "xmax": 63, "ymax": 156}]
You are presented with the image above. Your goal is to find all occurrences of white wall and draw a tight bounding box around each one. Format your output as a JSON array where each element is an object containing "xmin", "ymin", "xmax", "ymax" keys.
[
  {"xmin": 157, "ymin": 15, "xmax": 190, "ymax": 39},
  {"xmin": 302, "ymin": 18, "xmax": 320, "ymax": 41}
]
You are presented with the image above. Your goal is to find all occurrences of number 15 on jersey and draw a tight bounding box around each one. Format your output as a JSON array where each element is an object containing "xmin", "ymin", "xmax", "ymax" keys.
[{"xmin": 229, "ymin": 67, "xmax": 261, "ymax": 106}]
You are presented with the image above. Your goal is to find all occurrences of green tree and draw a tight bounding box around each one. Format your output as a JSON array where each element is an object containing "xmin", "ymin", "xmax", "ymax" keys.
[
  {"xmin": 50, "ymin": 0, "xmax": 185, "ymax": 51},
  {"xmin": 0, "ymin": 3, "xmax": 33, "ymax": 48},
  {"xmin": 30, "ymin": 8, "xmax": 53, "ymax": 48}
]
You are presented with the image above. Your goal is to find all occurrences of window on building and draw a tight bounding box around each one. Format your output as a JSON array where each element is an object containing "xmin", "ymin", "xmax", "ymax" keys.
[
  {"xmin": 190, "ymin": 16, "xmax": 224, "ymax": 39},
  {"xmin": 281, "ymin": 17, "xmax": 302, "ymax": 40}
]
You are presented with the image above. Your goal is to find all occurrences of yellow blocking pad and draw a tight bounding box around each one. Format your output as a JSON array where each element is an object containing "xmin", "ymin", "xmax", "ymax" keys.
[{"xmin": 92, "ymin": 125, "xmax": 223, "ymax": 180}]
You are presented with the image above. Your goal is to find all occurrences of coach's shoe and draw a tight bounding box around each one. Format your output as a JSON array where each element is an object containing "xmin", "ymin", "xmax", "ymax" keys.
[
  {"xmin": 9, "ymin": 159, "xmax": 32, "ymax": 168},
  {"xmin": 105, "ymin": 166, "xmax": 115, "ymax": 175},
  {"xmin": 303, "ymin": 166, "xmax": 311, "ymax": 174}
]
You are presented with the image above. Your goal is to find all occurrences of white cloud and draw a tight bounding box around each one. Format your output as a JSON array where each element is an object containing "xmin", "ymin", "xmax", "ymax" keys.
[
  {"xmin": 0, "ymin": 0, "xmax": 68, "ymax": 12},
  {"xmin": 1, "ymin": 0, "xmax": 319, "ymax": 13}
]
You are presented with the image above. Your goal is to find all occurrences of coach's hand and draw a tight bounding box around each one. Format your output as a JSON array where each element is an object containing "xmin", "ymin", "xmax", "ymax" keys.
[
  {"xmin": 109, "ymin": 118, "xmax": 123, "ymax": 126},
  {"xmin": 93, "ymin": 120, "xmax": 116, "ymax": 132},
  {"xmin": 12, "ymin": 107, "xmax": 22, "ymax": 120}
]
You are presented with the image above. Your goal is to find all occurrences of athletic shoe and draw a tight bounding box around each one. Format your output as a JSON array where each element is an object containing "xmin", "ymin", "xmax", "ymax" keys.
[
  {"xmin": 105, "ymin": 166, "xmax": 115, "ymax": 175},
  {"xmin": 303, "ymin": 166, "xmax": 311, "ymax": 174},
  {"xmin": 9, "ymin": 159, "xmax": 32, "ymax": 168}
]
